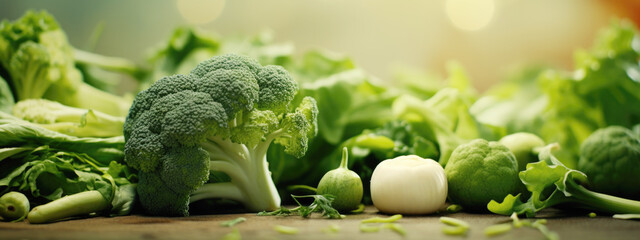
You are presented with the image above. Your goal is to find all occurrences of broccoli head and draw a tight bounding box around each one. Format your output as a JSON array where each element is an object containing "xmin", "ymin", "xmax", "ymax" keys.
[
  {"xmin": 578, "ymin": 126, "xmax": 640, "ymax": 200},
  {"xmin": 124, "ymin": 54, "xmax": 317, "ymax": 216},
  {"xmin": 0, "ymin": 10, "xmax": 131, "ymax": 116}
]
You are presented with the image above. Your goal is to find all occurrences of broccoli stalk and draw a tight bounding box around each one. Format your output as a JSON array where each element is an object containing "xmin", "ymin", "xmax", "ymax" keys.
[
  {"xmin": 11, "ymin": 99, "xmax": 125, "ymax": 137},
  {"xmin": 125, "ymin": 54, "xmax": 318, "ymax": 216},
  {"xmin": 488, "ymin": 144, "xmax": 640, "ymax": 217},
  {"xmin": 190, "ymin": 132, "xmax": 285, "ymax": 211}
]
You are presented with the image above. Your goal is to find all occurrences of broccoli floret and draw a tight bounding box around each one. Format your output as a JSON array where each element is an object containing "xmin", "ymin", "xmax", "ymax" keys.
[
  {"xmin": 0, "ymin": 10, "xmax": 131, "ymax": 116},
  {"xmin": 578, "ymin": 126, "xmax": 640, "ymax": 199},
  {"xmin": 11, "ymin": 99, "xmax": 125, "ymax": 137},
  {"xmin": 124, "ymin": 53, "xmax": 318, "ymax": 216}
]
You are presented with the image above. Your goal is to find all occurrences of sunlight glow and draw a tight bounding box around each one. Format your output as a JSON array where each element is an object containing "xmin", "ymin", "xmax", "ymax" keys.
[
  {"xmin": 445, "ymin": 0, "xmax": 495, "ymax": 31},
  {"xmin": 176, "ymin": 0, "xmax": 226, "ymax": 25}
]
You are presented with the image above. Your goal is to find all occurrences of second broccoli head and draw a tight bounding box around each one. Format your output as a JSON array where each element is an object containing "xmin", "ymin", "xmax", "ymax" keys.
[{"xmin": 124, "ymin": 54, "xmax": 318, "ymax": 216}]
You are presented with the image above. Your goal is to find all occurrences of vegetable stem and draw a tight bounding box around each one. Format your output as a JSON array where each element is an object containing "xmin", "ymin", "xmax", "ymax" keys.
[
  {"xmin": 570, "ymin": 181, "xmax": 640, "ymax": 214},
  {"xmin": 339, "ymin": 147, "xmax": 349, "ymax": 169}
]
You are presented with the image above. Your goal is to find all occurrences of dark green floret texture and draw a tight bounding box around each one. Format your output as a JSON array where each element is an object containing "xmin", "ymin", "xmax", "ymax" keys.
[
  {"xmin": 444, "ymin": 139, "xmax": 519, "ymax": 211},
  {"xmin": 578, "ymin": 126, "xmax": 640, "ymax": 200},
  {"xmin": 124, "ymin": 54, "xmax": 317, "ymax": 216}
]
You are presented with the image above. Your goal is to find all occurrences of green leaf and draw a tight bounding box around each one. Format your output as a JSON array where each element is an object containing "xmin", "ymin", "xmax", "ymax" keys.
[{"xmin": 0, "ymin": 75, "xmax": 14, "ymax": 113}]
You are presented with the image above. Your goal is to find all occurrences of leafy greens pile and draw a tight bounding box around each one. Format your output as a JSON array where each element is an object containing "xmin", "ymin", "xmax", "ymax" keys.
[
  {"xmin": 2, "ymin": 8, "xmax": 640, "ymax": 223},
  {"xmin": 0, "ymin": 10, "xmax": 138, "ymax": 223}
]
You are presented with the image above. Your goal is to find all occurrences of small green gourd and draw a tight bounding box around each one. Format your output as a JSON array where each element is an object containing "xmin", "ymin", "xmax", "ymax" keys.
[
  {"xmin": 316, "ymin": 147, "xmax": 363, "ymax": 212},
  {"xmin": 0, "ymin": 191, "xmax": 30, "ymax": 222}
]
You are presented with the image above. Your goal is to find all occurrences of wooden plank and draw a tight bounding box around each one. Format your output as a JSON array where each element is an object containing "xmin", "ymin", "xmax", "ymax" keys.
[{"xmin": 1, "ymin": 207, "xmax": 639, "ymax": 240}]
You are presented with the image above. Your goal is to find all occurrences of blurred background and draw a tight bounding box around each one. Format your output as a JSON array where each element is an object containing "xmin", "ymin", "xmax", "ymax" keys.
[{"xmin": 1, "ymin": 0, "xmax": 638, "ymax": 91}]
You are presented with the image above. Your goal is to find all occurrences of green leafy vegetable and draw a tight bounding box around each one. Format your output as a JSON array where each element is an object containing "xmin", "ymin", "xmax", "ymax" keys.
[
  {"xmin": 488, "ymin": 144, "xmax": 640, "ymax": 217},
  {"xmin": 11, "ymin": 99, "xmax": 125, "ymax": 137},
  {"xmin": 0, "ymin": 75, "xmax": 14, "ymax": 113},
  {"xmin": 0, "ymin": 117, "xmax": 136, "ymax": 223},
  {"xmin": 473, "ymin": 20, "xmax": 640, "ymax": 168},
  {"xmin": 0, "ymin": 10, "xmax": 131, "ymax": 116}
]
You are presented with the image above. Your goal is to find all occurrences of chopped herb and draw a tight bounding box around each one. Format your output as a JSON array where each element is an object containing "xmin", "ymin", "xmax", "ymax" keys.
[
  {"xmin": 446, "ymin": 204, "xmax": 463, "ymax": 213},
  {"xmin": 532, "ymin": 220, "xmax": 559, "ymax": 240},
  {"xmin": 359, "ymin": 223, "xmax": 381, "ymax": 233},
  {"xmin": 258, "ymin": 194, "xmax": 343, "ymax": 219},
  {"xmin": 274, "ymin": 225, "xmax": 299, "ymax": 235},
  {"xmin": 484, "ymin": 223, "xmax": 512, "ymax": 237},
  {"xmin": 350, "ymin": 204, "xmax": 365, "ymax": 214},
  {"xmin": 440, "ymin": 217, "xmax": 469, "ymax": 236},
  {"xmin": 220, "ymin": 217, "xmax": 247, "ymax": 227},
  {"xmin": 322, "ymin": 224, "xmax": 341, "ymax": 234},
  {"xmin": 383, "ymin": 223, "xmax": 407, "ymax": 236},
  {"xmin": 361, "ymin": 214, "xmax": 402, "ymax": 223},
  {"xmin": 221, "ymin": 228, "xmax": 241, "ymax": 240}
]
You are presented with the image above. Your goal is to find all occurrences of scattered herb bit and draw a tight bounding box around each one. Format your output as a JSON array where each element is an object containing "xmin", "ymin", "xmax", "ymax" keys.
[
  {"xmin": 534, "ymin": 219, "xmax": 547, "ymax": 225},
  {"xmin": 359, "ymin": 223, "xmax": 381, "ymax": 233},
  {"xmin": 446, "ymin": 204, "xmax": 463, "ymax": 213},
  {"xmin": 442, "ymin": 226, "xmax": 469, "ymax": 236},
  {"xmin": 221, "ymin": 228, "xmax": 241, "ymax": 240},
  {"xmin": 257, "ymin": 207, "xmax": 292, "ymax": 217},
  {"xmin": 351, "ymin": 204, "xmax": 365, "ymax": 214},
  {"xmin": 589, "ymin": 212, "xmax": 597, "ymax": 218},
  {"xmin": 322, "ymin": 224, "xmax": 341, "ymax": 234},
  {"xmin": 612, "ymin": 214, "xmax": 640, "ymax": 220},
  {"xmin": 439, "ymin": 217, "xmax": 469, "ymax": 228},
  {"xmin": 484, "ymin": 223, "xmax": 512, "ymax": 237},
  {"xmin": 510, "ymin": 213, "xmax": 524, "ymax": 228},
  {"xmin": 532, "ymin": 220, "xmax": 559, "ymax": 240},
  {"xmin": 383, "ymin": 223, "xmax": 407, "ymax": 236},
  {"xmin": 220, "ymin": 217, "xmax": 247, "ymax": 227},
  {"xmin": 440, "ymin": 217, "xmax": 470, "ymax": 236},
  {"xmin": 258, "ymin": 194, "xmax": 343, "ymax": 219},
  {"xmin": 361, "ymin": 214, "xmax": 402, "ymax": 223},
  {"xmin": 274, "ymin": 225, "xmax": 299, "ymax": 235}
]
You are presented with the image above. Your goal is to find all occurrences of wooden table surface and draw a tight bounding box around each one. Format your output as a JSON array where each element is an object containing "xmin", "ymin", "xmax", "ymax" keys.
[{"xmin": 1, "ymin": 206, "xmax": 639, "ymax": 240}]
